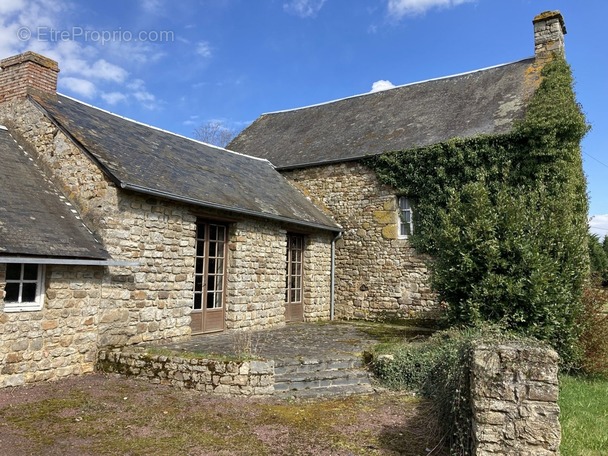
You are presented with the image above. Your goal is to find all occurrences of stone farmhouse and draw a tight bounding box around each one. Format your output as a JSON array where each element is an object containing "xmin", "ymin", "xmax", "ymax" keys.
[
  {"xmin": 229, "ymin": 10, "xmax": 566, "ymax": 321},
  {"xmin": 0, "ymin": 11, "xmax": 566, "ymax": 387}
]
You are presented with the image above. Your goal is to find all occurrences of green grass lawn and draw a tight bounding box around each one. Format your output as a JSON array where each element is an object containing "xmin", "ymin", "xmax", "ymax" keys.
[{"xmin": 560, "ymin": 374, "xmax": 608, "ymax": 455}]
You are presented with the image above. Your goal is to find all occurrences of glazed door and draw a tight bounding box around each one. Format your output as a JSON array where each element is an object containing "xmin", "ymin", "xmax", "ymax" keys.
[
  {"xmin": 191, "ymin": 222, "xmax": 227, "ymax": 334},
  {"xmin": 285, "ymin": 234, "xmax": 304, "ymax": 322}
]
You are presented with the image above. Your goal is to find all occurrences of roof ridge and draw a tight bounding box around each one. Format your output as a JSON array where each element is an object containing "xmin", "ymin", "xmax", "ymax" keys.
[
  {"xmin": 53, "ymin": 93, "xmax": 272, "ymax": 165},
  {"xmin": 262, "ymin": 57, "xmax": 535, "ymax": 115}
]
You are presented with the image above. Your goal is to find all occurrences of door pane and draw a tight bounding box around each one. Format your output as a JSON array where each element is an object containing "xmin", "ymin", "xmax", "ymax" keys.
[{"xmin": 193, "ymin": 293, "xmax": 202, "ymax": 310}]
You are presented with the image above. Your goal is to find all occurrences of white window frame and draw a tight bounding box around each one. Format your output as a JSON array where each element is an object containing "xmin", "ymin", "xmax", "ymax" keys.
[
  {"xmin": 3, "ymin": 264, "xmax": 45, "ymax": 312},
  {"xmin": 397, "ymin": 196, "xmax": 414, "ymax": 239}
]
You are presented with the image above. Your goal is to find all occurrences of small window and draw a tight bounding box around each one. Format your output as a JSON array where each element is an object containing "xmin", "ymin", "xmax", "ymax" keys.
[
  {"xmin": 398, "ymin": 197, "xmax": 414, "ymax": 238},
  {"xmin": 3, "ymin": 264, "xmax": 45, "ymax": 312}
]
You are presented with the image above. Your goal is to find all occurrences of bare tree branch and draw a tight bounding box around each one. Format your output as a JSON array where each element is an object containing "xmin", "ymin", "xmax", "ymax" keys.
[{"xmin": 194, "ymin": 121, "xmax": 237, "ymax": 148}]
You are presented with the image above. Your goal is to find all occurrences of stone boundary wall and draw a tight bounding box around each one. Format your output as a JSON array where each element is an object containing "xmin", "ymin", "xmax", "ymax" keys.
[
  {"xmin": 97, "ymin": 348, "xmax": 275, "ymax": 396},
  {"xmin": 470, "ymin": 342, "xmax": 560, "ymax": 455}
]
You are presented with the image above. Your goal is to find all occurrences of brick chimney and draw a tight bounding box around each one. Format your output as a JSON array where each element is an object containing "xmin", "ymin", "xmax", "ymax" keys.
[
  {"xmin": 0, "ymin": 51, "xmax": 59, "ymax": 103},
  {"xmin": 533, "ymin": 11, "xmax": 566, "ymax": 61}
]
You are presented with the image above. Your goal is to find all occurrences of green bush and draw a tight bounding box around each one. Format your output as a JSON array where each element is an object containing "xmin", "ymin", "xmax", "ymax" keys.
[
  {"xmin": 577, "ymin": 287, "xmax": 608, "ymax": 375},
  {"xmin": 589, "ymin": 233, "xmax": 608, "ymax": 286},
  {"xmin": 372, "ymin": 327, "xmax": 524, "ymax": 455},
  {"xmin": 365, "ymin": 56, "xmax": 589, "ymax": 368},
  {"xmin": 431, "ymin": 182, "xmax": 586, "ymax": 367}
]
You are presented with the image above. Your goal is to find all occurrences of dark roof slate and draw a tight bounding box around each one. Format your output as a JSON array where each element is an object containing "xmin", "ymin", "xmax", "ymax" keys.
[
  {"xmin": 0, "ymin": 127, "xmax": 110, "ymax": 259},
  {"xmin": 32, "ymin": 93, "xmax": 339, "ymax": 231},
  {"xmin": 228, "ymin": 59, "xmax": 538, "ymax": 169}
]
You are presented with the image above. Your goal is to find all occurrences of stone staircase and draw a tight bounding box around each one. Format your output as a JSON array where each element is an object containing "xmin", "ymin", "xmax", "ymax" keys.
[{"xmin": 273, "ymin": 354, "xmax": 374, "ymax": 398}]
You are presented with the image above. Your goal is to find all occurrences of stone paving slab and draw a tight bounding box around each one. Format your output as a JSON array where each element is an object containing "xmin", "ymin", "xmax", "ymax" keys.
[{"xmin": 149, "ymin": 322, "xmax": 381, "ymax": 363}]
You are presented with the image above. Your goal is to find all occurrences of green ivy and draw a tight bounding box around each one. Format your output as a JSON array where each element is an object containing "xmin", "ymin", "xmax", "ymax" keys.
[{"xmin": 364, "ymin": 57, "xmax": 589, "ymax": 367}]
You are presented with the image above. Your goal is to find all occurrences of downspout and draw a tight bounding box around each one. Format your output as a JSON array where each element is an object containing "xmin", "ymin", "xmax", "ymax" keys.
[{"xmin": 330, "ymin": 230, "xmax": 343, "ymax": 321}]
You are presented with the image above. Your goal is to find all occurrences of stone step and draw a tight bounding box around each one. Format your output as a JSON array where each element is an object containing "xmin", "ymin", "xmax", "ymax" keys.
[
  {"xmin": 273, "ymin": 353, "xmax": 374, "ymax": 397},
  {"xmin": 274, "ymin": 357, "xmax": 364, "ymax": 376},
  {"xmin": 276, "ymin": 383, "xmax": 374, "ymax": 399}
]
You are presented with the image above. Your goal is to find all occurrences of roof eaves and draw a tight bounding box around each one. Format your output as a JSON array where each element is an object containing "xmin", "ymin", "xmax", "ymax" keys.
[{"xmin": 0, "ymin": 255, "xmax": 137, "ymax": 266}]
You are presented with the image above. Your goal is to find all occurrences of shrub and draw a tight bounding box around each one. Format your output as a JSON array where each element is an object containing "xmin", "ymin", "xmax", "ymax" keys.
[
  {"xmin": 589, "ymin": 233, "xmax": 608, "ymax": 286},
  {"xmin": 372, "ymin": 327, "xmax": 525, "ymax": 455},
  {"xmin": 578, "ymin": 287, "xmax": 608, "ymax": 375},
  {"xmin": 365, "ymin": 56, "xmax": 589, "ymax": 368}
]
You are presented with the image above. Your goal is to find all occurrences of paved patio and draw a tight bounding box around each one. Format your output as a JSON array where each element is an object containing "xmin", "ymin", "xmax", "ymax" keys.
[
  {"xmin": 100, "ymin": 321, "xmax": 434, "ymax": 397},
  {"xmin": 149, "ymin": 321, "xmax": 383, "ymax": 363}
]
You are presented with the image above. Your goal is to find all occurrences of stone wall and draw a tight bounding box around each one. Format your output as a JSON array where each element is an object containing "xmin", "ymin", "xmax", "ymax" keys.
[
  {"xmin": 97, "ymin": 347, "xmax": 275, "ymax": 395},
  {"xmin": 284, "ymin": 161, "xmax": 438, "ymax": 320},
  {"xmin": 226, "ymin": 220, "xmax": 333, "ymax": 329},
  {"xmin": 226, "ymin": 220, "xmax": 287, "ymax": 330},
  {"xmin": 0, "ymin": 98, "xmax": 334, "ymax": 375},
  {"xmin": 470, "ymin": 342, "xmax": 561, "ymax": 455},
  {"xmin": 0, "ymin": 264, "xmax": 103, "ymax": 388},
  {"xmin": 303, "ymin": 232, "xmax": 332, "ymax": 321}
]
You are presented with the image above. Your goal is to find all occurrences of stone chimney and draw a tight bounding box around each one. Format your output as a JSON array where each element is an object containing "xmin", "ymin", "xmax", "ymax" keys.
[
  {"xmin": 533, "ymin": 11, "xmax": 567, "ymax": 60},
  {"xmin": 0, "ymin": 51, "xmax": 59, "ymax": 103}
]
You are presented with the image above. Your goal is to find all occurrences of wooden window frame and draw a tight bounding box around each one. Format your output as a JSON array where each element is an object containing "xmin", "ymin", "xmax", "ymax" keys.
[
  {"xmin": 285, "ymin": 234, "xmax": 304, "ymax": 305},
  {"xmin": 193, "ymin": 222, "xmax": 227, "ymax": 311}
]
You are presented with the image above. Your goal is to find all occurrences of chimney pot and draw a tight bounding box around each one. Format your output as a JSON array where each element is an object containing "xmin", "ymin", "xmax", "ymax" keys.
[{"xmin": 0, "ymin": 51, "xmax": 59, "ymax": 103}]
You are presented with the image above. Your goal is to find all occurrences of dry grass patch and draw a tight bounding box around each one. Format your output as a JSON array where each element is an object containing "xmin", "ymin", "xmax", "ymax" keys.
[{"xmin": 0, "ymin": 373, "xmax": 446, "ymax": 456}]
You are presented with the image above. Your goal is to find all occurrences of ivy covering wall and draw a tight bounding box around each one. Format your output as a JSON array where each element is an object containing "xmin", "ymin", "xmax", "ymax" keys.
[{"xmin": 364, "ymin": 57, "xmax": 589, "ymax": 366}]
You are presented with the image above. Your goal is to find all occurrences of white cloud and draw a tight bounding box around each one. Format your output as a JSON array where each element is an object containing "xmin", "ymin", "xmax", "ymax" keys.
[
  {"xmin": 101, "ymin": 91, "xmax": 128, "ymax": 105},
  {"xmin": 387, "ymin": 0, "xmax": 474, "ymax": 18},
  {"xmin": 0, "ymin": 0, "xmax": 164, "ymax": 109},
  {"xmin": 370, "ymin": 80, "xmax": 396, "ymax": 93},
  {"xmin": 62, "ymin": 58, "xmax": 128, "ymax": 83},
  {"xmin": 0, "ymin": 0, "xmax": 25, "ymax": 15},
  {"xmin": 196, "ymin": 41, "xmax": 212, "ymax": 58},
  {"xmin": 60, "ymin": 77, "xmax": 96, "ymax": 98},
  {"xmin": 589, "ymin": 214, "xmax": 608, "ymax": 240},
  {"xmin": 140, "ymin": 0, "xmax": 163, "ymax": 14},
  {"xmin": 127, "ymin": 79, "xmax": 157, "ymax": 109},
  {"xmin": 283, "ymin": 0, "xmax": 327, "ymax": 18}
]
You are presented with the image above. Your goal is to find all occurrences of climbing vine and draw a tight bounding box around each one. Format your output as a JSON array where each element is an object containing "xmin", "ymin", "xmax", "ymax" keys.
[{"xmin": 364, "ymin": 57, "xmax": 589, "ymax": 367}]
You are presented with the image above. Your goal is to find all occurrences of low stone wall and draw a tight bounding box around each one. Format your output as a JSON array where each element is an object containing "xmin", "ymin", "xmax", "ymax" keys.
[
  {"xmin": 470, "ymin": 342, "xmax": 560, "ymax": 455},
  {"xmin": 97, "ymin": 348, "xmax": 275, "ymax": 395}
]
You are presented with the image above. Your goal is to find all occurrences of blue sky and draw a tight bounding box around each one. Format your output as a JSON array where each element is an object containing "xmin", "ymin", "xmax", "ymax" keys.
[{"xmin": 1, "ymin": 0, "xmax": 607, "ymax": 237}]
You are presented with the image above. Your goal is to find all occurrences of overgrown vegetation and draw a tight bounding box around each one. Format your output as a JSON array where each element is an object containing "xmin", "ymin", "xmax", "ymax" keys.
[
  {"xmin": 365, "ymin": 55, "xmax": 604, "ymax": 455},
  {"xmin": 577, "ymin": 287, "xmax": 608, "ymax": 375},
  {"xmin": 365, "ymin": 56, "xmax": 590, "ymax": 369},
  {"xmin": 588, "ymin": 233, "xmax": 608, "ymax": 286},
  {"xmin": 372, "ymin": 327, "xmax": 528, "ymax": 455},
  {"xmin": 559, "ymin": 374, "xmax": 608, "ymax": 455}
]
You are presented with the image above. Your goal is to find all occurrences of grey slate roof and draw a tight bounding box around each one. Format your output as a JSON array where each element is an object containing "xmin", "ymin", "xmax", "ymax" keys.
[
  {"xmin": 31, "ymin": 93, "xmax": 339, "ymax": 231},
  {"xmin": 228, "ymin": 58, "xmax": 538, "ymax": 169},
  {"xmin": 0, "ymin": 126, "xmax": 111, "ymax": 260}
]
